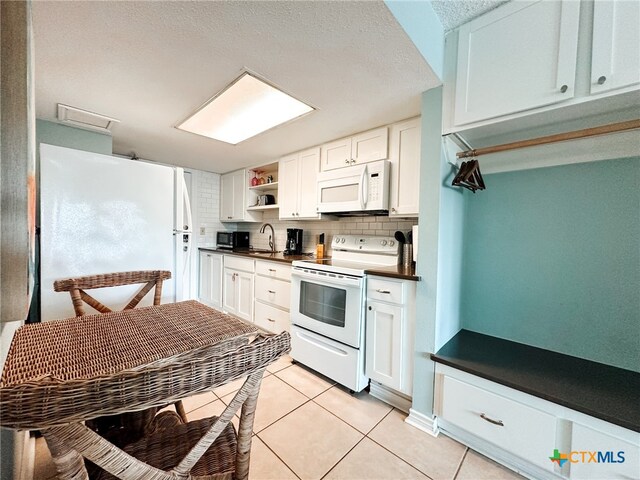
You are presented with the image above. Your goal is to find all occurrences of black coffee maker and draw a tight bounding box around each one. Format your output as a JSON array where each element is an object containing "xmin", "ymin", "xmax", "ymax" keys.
[{"xmin": 284, "ymin": 228, "xmax": 303, "ymax": 255}]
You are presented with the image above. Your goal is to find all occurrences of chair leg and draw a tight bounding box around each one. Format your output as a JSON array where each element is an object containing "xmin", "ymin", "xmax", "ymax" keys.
[
  {"xmin": 42, "ymin": 429, "xmax": 90, "ymax": 480},
  {"xmin": 235, "ymin": 371, "xmax": 263, "ymax": 480},
  {"xmin": 174, "ymin": 400, "xmax": 188, "ymax": 423}
]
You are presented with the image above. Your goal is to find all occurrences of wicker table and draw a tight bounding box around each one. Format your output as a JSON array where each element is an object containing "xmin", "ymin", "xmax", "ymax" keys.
[{"xmin": 0, "ymin": 300, "xmax": 291, "ymax": 480}]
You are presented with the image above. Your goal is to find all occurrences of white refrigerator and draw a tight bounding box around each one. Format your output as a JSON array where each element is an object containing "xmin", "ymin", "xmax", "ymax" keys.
[{"xmin": 39, "ymin": 144, "xmax": 193, "ymax": 322}]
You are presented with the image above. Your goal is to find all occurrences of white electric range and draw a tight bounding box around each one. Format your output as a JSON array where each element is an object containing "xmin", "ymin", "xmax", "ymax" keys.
[{"xmin": 290, "ymin": 235, "xmax": 400, "ymax": 392}]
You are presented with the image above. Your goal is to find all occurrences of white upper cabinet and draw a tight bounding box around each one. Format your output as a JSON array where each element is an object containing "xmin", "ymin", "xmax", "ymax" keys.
[
  {"xmin": 389, "ymin": 117, "xmax": 421, "ymax": 217},
  {"xmin": 220, "ymin": 169, "xmax": 262, "ymax": 222},
  {"xmin": 590, "ymin": 0, "xmax": 640, "ymax": 95},
  {"xmin": 321, "ymin": 127, "xmax": 388, "ymax": 171},
  {"xmin": 453, "ymin": 0, "xmax": 581, "ymax": 127},
  {"xmin": 321, "ymin": 137, "xmax": 352, "ymax": 171},
  {"xmin": 278, "ymin": 147, "xmax": 322, "ymax": 220}
]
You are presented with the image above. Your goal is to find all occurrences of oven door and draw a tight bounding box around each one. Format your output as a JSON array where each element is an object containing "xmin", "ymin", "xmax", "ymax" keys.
[{"xmin": 291, "ymin": 267, "xmax": 364, "ymax": 348}]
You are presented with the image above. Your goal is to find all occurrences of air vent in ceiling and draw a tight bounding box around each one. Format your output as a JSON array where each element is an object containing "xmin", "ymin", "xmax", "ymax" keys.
[{"xmin": 57, "ymin": 104, "xmax": 119, "ymax": 133}]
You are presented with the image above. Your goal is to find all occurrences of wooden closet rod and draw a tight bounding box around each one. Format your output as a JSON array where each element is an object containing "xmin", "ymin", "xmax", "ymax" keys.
[{"xmin": 456, "ymin": 119, "xmax": 640, "ymax": 159}]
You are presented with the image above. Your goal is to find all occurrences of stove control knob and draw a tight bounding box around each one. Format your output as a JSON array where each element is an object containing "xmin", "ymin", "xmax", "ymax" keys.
[
  {"xmin": 389, "ymin": 240, "xmax": 395, "ymax": 247},
  {"xmin": 334, "ymin": 237, "xmax": 341, "ymax": 244},
  {"xmin": 340, "ymin": 238, "xmax": 346, "ymax": 244},
  {"xmin": 380, "ymin": 240, "xmax": 387, "ymax": 246}
]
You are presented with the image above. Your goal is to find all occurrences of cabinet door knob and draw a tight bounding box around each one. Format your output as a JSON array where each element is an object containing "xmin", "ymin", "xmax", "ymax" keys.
[
  {"xmin": 391, "ymin": 208, "xmax": 396, "ymax": 213},
  {"xmin": 345, "ymin": 159, "xmax": 350, "ymax": 164},
  {"xmin": 560, "ymin": 84, "xmax": 568, "ymax": 93},
  {"xmin": 368, "ymin": 306, "xmax": 372, "ymax": 311},
  {"xmin": 597, "ymin": 75, "xmax": 607, "ymax": 85},
  {"xmin": 480, "ymin": 413, "xmax": 504, "ymax": 426},
  {"xmin": 350, "ymin": 159, "xmax": 356, "ymax": 164}
]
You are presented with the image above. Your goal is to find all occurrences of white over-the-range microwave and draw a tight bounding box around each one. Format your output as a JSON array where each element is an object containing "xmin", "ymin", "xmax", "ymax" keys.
[{"xmin": 316, "ymin": 160, "xmax": 390, "ymax": 215}]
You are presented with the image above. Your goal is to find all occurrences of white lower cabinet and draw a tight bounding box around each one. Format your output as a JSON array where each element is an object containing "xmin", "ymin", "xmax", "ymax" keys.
[
  {"xmin": 222, "ymin": 256, "xmax": 254, "ymax": 322},
  {"xmin": 254, "ymin": 260, "xmax": 291, "ymax": 334},
  {"xmin": 435, "ymin": 365, "xmax": 640, "ymax": 480},
  {"xmin": 254, "ymin": 301, "xmax": 289, "ymax": 334},
  {"xmin": 440, "ymin": 375, "xmax": 556, "ymax": 472},
  {"xmin": 366, "ymin": 301, "xmax": 403, "ymax": 391},
  {"xmin": 365, "ymin": 276, "xmax": 416, "ymax": 397},
  {"xmin": 198, "ymin": 250, "xmax": 223, "ymax": 310},
  {"xmin": 569, "ymin": 423, "xmax": 640, "ymax": 480}
]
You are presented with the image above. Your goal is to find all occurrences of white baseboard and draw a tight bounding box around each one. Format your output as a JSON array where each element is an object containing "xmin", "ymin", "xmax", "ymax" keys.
[
  {"xmin": 405, "ymin": 408, "xmax": 439, "ymax": 437},
  {"xmin": 368, "ymin": 382, "xmax": 412, "ymax": 413}
]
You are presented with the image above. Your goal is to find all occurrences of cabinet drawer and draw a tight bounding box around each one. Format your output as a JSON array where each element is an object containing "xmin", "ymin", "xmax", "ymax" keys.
[
  {"xmin": 255, "ymin": 260, "xmax": 291, "ymax": 282},
  {"xmin": 569, "ymin": 423, "xmax": 640, "ymax": 480},
  {"xmin": 440, "ymin": 375, "xmax": 556, "ymax": 471},
  {"xmin": 224, "ymin": 255, "xmax": 255, "ymax": 273},
  {"xmin": 367, "ymin": 277, "xmax": 404, "ymax": 304},
  {"xmin": 255, "ymin": 275, "xmax": 290, "ymax": 310},
  {"xmin": 254, "ymin": 301, "xmax": 290, "ymax": 334}
]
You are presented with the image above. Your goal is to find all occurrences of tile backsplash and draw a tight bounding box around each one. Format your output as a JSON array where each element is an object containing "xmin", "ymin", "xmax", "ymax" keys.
[
  {"xmin": 189, "ymin": 170, "xmax": 417, "ymax": 255},
  {"xmin": 220, "ymin": 211, "xmax": 417, "ymax": 255}
]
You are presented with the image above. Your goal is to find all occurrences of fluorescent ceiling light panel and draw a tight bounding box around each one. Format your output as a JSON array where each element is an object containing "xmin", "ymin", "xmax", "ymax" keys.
[{"xmin": 177, "ymin": 73, "xmax": 314, "ymax": 145}]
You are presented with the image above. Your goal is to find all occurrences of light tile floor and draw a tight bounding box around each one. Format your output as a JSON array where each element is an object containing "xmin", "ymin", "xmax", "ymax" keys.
[{"xmin": 34, "ymin": 356, "xmax": 524, "ymax": 480}]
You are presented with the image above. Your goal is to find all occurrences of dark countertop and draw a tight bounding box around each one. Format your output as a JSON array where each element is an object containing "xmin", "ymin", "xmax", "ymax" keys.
[
  {"xmin": 365, "ymin": 264, "xmax": 419, "ymax": 281},
  {"xmin": 431, "ymin": 330, "xmax": 640, "ymax": 432},
  {"xmin": 198, "ymin": 247, "xmax": 420, "ymax": 280}
]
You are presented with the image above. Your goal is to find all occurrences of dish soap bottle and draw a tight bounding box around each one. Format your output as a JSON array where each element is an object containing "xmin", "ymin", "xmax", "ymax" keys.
[{"xmin": 316, "ymin": 233, "xmax": 325, "ymax": 259}]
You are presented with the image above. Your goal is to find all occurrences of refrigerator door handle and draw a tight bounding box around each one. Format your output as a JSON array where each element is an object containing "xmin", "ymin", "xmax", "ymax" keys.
[{"xmin": 182, "ymin": 174, "xmax": 193, "ymax": 233}]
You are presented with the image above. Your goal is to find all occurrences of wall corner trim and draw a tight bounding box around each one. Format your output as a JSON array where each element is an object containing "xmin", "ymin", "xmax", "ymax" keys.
[{"xmin": 405, "ymin": 408, "xmax": 439, "ymax": 437}]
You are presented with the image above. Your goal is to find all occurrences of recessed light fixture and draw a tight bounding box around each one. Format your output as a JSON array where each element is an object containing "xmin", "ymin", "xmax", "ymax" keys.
[{"xmin": 177, "ymin": 72, "xmax": 314, "ymax": 145}]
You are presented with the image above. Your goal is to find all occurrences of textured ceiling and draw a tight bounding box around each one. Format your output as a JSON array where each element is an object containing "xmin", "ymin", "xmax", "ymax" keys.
[
  {"xmin": 32, "ymin": 1, "xmax": 438, "ymax": 173},
  {"xmin": 431, "ymin": 0, "xmax": 510, "ymax": 31}
]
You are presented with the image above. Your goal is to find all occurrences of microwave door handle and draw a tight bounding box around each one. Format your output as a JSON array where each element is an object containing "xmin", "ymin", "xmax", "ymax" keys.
[{"xmin": 359, "ymin": 165, "xmax": 368, "ymax": 209}]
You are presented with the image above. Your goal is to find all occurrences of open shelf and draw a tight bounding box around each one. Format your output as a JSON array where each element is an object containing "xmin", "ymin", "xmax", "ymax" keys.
[
  {"xmin": 248, "ymin": 182, "xmax": 278, "ymax": 191},
  {"xmin": 247, "ymin": 204, "xmax": 279, "ymax": 211}
]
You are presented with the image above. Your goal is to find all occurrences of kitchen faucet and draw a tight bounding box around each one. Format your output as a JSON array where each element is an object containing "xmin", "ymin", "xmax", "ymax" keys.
[{"xmin": 259, "ymin": 223, "xmax": 276, "ymax": 253}]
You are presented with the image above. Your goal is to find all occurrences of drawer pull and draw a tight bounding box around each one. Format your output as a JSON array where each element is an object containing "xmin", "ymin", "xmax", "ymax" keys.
[
  {"xmin": 376, "ymin": 289, "xmax": 391, "ymax": 294},
  {"xmin": 480, "ymin": 413, "xmax": 504, "ymax": 427},
  {"xmin": 268, "ymin": 268, "xmax": 276, "ymax": 272},
  {"xmin": 268, "ymin": 290, "xmax": 276, "ymax": 294},
  {"xmin": 267, "ymin": 318, "xmax": 276, "ymax": 323}
]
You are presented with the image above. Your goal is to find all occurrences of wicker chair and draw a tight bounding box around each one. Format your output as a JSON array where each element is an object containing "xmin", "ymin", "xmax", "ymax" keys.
[
  {"xmin": 0, "ymin": 299, "xmax": 291, "ymax": 480},
  {"xmin": 53, "ymin": 271, "xmax": 188, "ymax": 427}
]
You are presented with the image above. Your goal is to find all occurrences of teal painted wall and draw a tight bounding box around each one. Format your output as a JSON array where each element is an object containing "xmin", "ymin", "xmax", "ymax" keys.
[
  {"xmin": 36, "ymin": 119, "xmax": 112, "ymax": 155},
  {"xmin": 384, "ymin": 0, "xmax": 444, "ymax": 80},
  {"xmin": 461, "ymin": 158, "xmax": 640, "ymax": 372}
]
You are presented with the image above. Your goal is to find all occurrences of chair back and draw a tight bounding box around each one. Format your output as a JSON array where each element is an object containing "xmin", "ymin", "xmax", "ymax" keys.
[{"xmin": 53, "ymin": 270, "xmax": 172, "ymax": 316}]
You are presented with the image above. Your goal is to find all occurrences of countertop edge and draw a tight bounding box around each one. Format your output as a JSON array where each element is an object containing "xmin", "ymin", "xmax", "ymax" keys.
[
  {"xmin": 198, "ymin": 247, "xmax": 420, "ymax": 280},
  {"xmin": 431, "ymin": 354, "xmax": 639, "ymax": 433},
  {"xmin": 430, "ymin": 330, "xmax": 640, "ymax": 433}
]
